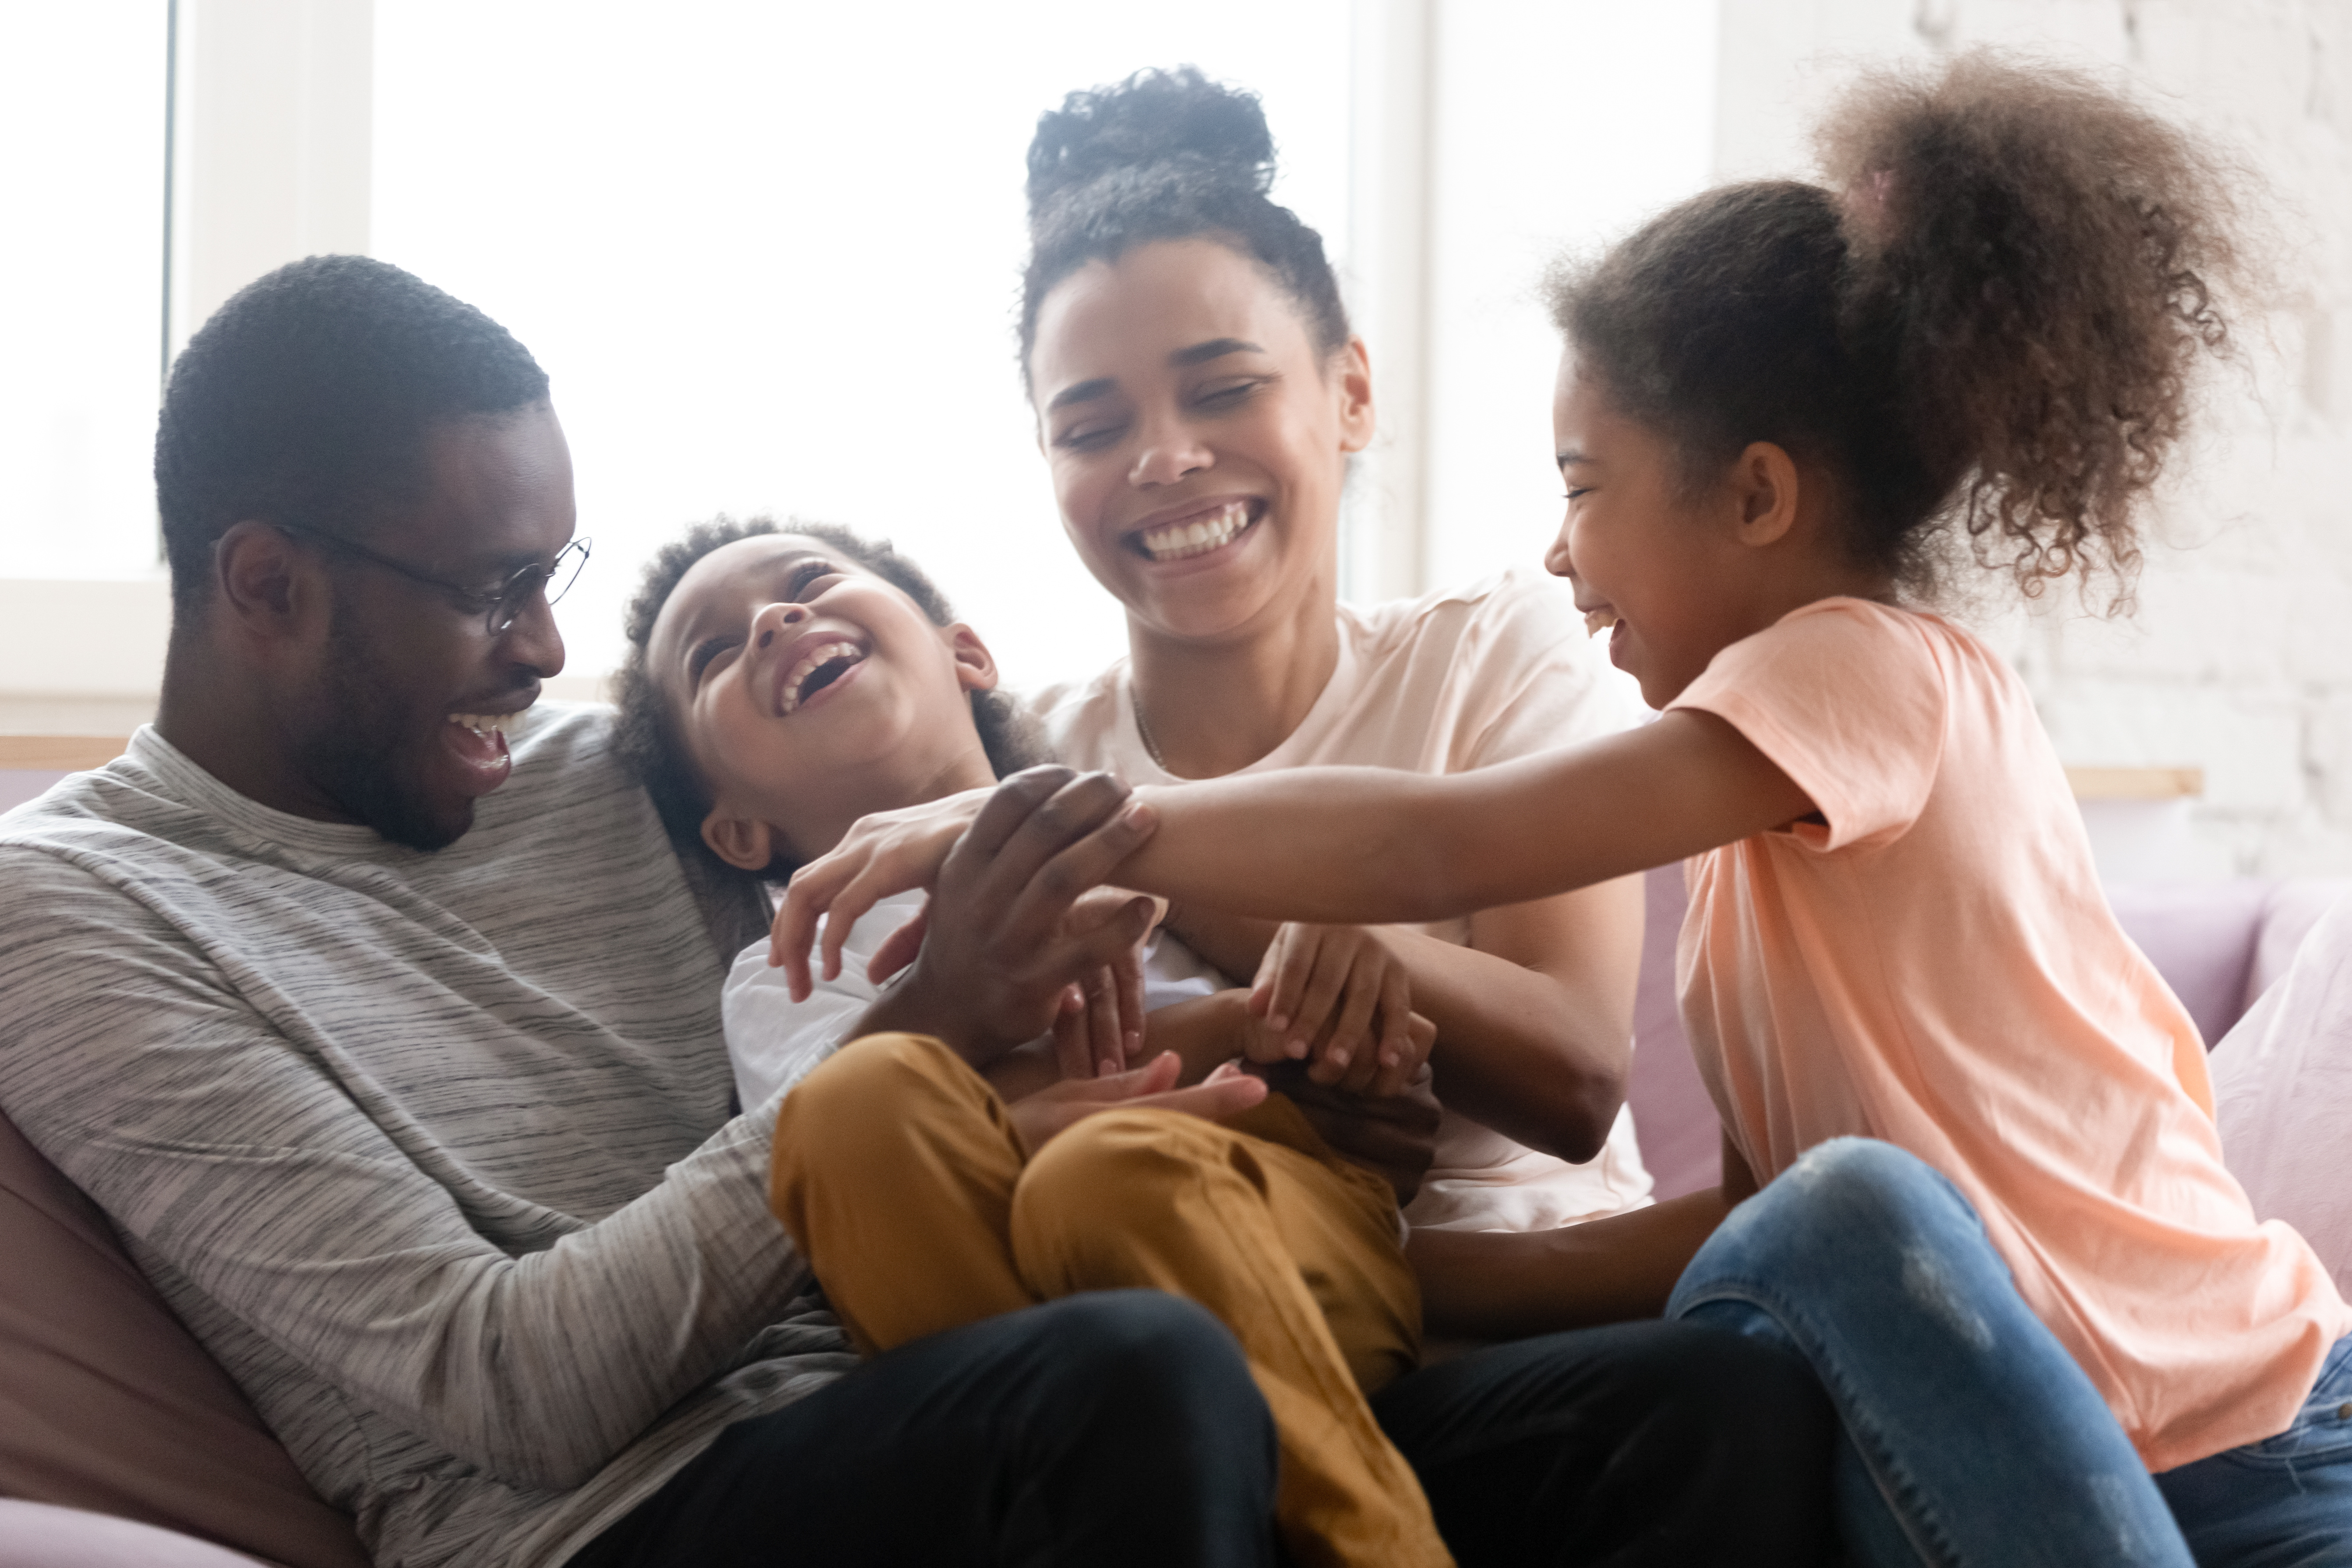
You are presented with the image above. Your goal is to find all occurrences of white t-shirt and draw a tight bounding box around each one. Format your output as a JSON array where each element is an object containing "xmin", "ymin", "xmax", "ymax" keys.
[
  {"xmin": 1029, "ymin": 568, "xmax": 1656, "ymax": 1233},
  {"xmin": 724, "ymin": 889, "xmax": 1230, "ymax": 1110},
  {"xmin": 2213, "ymin": 888, "xmax": 2352, "ymax": 1297}
]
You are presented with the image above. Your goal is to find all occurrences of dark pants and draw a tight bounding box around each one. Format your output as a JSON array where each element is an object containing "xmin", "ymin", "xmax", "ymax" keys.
[
  {"xmin": 1378, "ymin": 1319, "xmax": 1835, "ymax": 1566},
  {"xmin": 568, "ymin": 1291, "xmax": 1278, "ymax": 1568},
  {"xmin": 571, "ymin": 1293, "xmax": 1833, "ymax": 1568}
]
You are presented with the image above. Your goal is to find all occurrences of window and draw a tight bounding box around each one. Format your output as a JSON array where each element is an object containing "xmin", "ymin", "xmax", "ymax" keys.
[
  {"xmin": 372, "ymin": 0, "xmax": 1353, "ymax": 691},
  {"xmin": 2, "ymin": 0, "xmax": 1720, "ymax": 708},
  {"xmin": 0, "ymin": 5, "xmax": 170, "ymax": 580}
]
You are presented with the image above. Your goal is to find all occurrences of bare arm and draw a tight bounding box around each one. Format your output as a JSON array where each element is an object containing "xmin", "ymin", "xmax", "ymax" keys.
[
  {"xmin": 1411, "ymin": 881, "xmax": 1643, "ymax": 1163},
  {"xmin": 1409, "ymin": 1129, "xmax": 1763, "ymax": 1338},
  {"xmin": 1116, "ymin": 711, "xmax": 1814, "ymax": 924},
  {"xmin": 1172, "ymin": 884, "xmax": 1644, "ymax": 1164}
]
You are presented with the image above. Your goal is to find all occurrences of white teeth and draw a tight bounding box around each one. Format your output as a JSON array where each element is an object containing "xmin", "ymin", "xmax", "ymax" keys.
[
  {"xmin": 1583, "ymin": 608, "xmax": 1619, "ymax": 638},
  {"xmin": 448, "ymin": 712, "xmax": 517, "ymax": 736},
  {"xmin": 1136, "ymin": 500, "xmax": 1252, "ymax": 562},
  {"xmin": 779, "ymin": 642, "xmax": 866, "ymax": 714}
]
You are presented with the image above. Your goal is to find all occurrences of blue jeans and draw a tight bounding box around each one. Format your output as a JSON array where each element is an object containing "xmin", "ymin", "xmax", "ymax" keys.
[
  {"xmin": 1667, "ymin": 1137, "xmax": 2352, "ymax": 1568},
  {"xmin": 2157, "ymin": 1334, "xmax": 2352, "ymax": 1568}
]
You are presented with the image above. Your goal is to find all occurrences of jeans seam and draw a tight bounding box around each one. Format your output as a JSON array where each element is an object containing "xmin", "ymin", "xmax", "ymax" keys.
[{"xmin": 1679, "ymin": 1279, "xmax": 1964, "ymax": 1568}]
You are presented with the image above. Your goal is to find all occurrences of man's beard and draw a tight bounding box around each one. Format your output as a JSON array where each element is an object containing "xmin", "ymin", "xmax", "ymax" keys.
[{"xmin": 294, "ymin": 597, "xmax": 473, "ymax": 852}]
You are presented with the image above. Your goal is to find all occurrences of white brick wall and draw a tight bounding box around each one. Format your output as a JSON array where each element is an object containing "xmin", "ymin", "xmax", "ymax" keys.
[{"xmin": 1714, "ymin": 0, "xmax": 2352, "ymax": 876}]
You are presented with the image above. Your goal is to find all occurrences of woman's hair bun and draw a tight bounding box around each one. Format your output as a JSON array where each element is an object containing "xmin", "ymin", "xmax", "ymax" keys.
[{"xmin": 1026, "ymin": 66, "xmax": 1275, "ymax": 218}]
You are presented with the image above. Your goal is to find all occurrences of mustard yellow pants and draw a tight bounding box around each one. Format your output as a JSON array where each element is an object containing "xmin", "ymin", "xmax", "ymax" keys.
[{"xmin": 769, "ymin": 1032, "xmax": 1452, "ymax": 1568}]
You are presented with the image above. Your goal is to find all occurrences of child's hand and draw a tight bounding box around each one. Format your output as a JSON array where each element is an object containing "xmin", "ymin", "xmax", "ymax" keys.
[
  {"xmin": 1007, "ymin": 1053, "xmax": 1267, "ymax": 1157},
  {"xmin": 1248, "ymin": 923, "xmax": 1430, "ymax": 1095},
  {"xmin": 1044, "ymin": 887, "xmax": 1156, "ymax": 1079},
  {"xmin": 770, "ymin": 786, "xmax": 991, "ymax": 998}
]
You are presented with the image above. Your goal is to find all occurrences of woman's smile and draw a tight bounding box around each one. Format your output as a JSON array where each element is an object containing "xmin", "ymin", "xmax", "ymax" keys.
[{"xmin": 1125, "ymin": 497, "xmax": 1265, "ymax": 564}]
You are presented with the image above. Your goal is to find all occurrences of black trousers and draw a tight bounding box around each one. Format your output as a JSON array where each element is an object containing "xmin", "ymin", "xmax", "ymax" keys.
[{"xmin": 570, "ymin": 1293, "xmax": 1833, "ymax": 1568}]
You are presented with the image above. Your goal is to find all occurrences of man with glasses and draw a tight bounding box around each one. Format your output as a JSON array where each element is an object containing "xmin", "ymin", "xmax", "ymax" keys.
[{"xmin": 0, "ymin": 257, "xmax": 1292, "ymax": 1568}]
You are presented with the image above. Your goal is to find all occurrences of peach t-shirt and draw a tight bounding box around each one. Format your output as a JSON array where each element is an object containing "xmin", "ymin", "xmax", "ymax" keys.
[
  {"xmin": 1670, "ymin": 598, "xmax": 2350, "ymax": 1471},
  {"xmin": 1033, "ymin": 569, "xmax": 1656, "ymax": 1234}
]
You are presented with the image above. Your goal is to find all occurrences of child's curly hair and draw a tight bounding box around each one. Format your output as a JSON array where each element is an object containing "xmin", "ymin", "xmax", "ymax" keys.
[
  {"xmin": 1548, "ymin": 50, "xmax": 2256, "ymax": 606},
  {"xmin": 614, "ymin": 515, "xmax": 1043, "ymax": 890}
]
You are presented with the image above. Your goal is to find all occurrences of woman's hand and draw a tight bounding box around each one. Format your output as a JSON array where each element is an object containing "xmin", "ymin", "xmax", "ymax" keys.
[
  {"xmin": 1248, "ymin": 923, "xmax": 1431, "ymax": 1096},
  {"xmin": 1006, "ymin": 1051, "xmax": 1267, "ymax": 1156}
]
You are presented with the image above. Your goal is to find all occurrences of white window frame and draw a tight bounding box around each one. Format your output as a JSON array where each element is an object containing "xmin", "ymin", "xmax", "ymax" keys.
[{"xmin": 3, "ymin": 0, "xmax": 1450, "ymax": 735}]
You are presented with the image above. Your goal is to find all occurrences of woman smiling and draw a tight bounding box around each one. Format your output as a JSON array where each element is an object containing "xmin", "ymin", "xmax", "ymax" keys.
[{"xmin": 1018, "ymin": 69, "xmax": 1653, "ymax": 1241}]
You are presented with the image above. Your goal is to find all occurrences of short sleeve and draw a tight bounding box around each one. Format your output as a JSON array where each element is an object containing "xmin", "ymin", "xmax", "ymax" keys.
[
  {"xmin": 1670, "ymin": 600, "xmax": 1946, "ymax": 850},
  {"xmin": 1458, "ymin": 572, "xmax": 1643, "ymax": 771},
  {"xmin": 722, "ymin": 937, "xmax": 872, "ymax": 1108}
]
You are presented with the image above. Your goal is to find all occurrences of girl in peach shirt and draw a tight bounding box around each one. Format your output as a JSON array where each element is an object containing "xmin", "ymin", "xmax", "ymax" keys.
[{"xmin": 779, "ymin": 52, "xmax": 2348, "ymax": 1568}]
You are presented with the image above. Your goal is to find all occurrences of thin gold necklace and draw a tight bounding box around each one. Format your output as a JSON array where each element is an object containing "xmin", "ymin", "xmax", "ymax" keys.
[{"xmin": 1132, "ymin": 688, "xmax": 1170, "ymax": 772}]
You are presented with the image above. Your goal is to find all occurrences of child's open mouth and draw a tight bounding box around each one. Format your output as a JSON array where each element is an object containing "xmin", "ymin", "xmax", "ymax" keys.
[
  {"xmin": 1125, "ymin": 499, "xmax": 1262, "ymax": 563},
  {"xmin": 779, "ymin": 642, "xmax": 868, "ymax": 715}
]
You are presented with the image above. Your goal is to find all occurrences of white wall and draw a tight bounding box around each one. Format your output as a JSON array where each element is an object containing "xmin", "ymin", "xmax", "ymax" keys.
[{"xmin": 1714, "ymin": 0, "xmax": 2352, "ymax": 877}]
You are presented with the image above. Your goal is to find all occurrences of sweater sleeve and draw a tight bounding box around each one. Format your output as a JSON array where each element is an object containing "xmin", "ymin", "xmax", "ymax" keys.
[{"xmin": 0, "ymin": 846, "xmax": 810, "ymax": 1493}]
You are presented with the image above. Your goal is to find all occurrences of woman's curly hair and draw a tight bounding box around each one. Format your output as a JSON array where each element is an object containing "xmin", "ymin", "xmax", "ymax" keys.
[
  {"xmin": 613, "ymin": 514, "xmax": 1042, "ymax": 891},
  {"xmin": 1548, "ymin": 50, "xmax": 2255, "ymax": 606}
]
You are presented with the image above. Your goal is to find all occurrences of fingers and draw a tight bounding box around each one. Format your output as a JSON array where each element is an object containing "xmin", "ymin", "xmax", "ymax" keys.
[
  {"xmin": 1050, "ymin": 985, "xmax": 1094, "ymax": 1081},
  {"xmin": 1051, "ymin": 895, "xmax": 1158, "ymax": 998},
  {"xmin": 1113, "ymin": 940, "xmax": 1146, "ymax": 1069},
  {"xmin": 1062, "ymin": 1048, "xmax": 1185, "ymax": 1102},
  {"xmin": 1291, "ymin": 938, "xmax": 1355, "ymax": 1068},
  {"xmin": 865, "ymin": 902, "xmax": 929, "ymax": 988},
  {"xmin": 1134, "ymin": 1060, "xmax": 1271, "ymax": 1124},
  {"xmin": 1251, "ymin": 924, "xmax": 1309, "ymax": 1039},
  {"xmin": 1324, "ymin": 962, "xmax": 1384, "ymax": 1089},
  {"xmin": 1372, "ymin": 1011, "xmax": 1436, "ymax": 1098},
  {"xmin": 950, "ymin": 764, "xmax": 1080, "ymax": 868},
  {"xmin": 1375, "ymin": 964, "xmax": 1414, "ymax": 1078},
  {"xmin": 770, "ymin": 853, "xmax": 859, "ymax": 997},
  {"xmin": 815, "ymin": 862, "xmax": 917, "ymax": 989},
  {"xmin": 1081, "ymin": 966, "xmax": 1122, "ymax": 1077},
  {"xmin": 774, "ymin": 796, "xmax": 982, "ymax": 997},
  {"xmin": 951, "ymin": 769, "xmax": 1121, "ymax": 926},
  {"xmin": 1004, "ymin": 795, "xmax": 1157, "ymax": 951}
]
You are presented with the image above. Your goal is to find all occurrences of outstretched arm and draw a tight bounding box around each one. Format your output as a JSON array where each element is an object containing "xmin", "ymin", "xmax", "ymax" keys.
[{"xmin": 1117, "ymin": 711, "xmax": 1814, "ymax": 924}]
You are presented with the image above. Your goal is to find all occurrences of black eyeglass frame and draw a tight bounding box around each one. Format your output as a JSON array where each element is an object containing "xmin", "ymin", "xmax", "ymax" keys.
[{"xmin": 272, "ymin": 523, "xmax": 591, "ymax": 638}]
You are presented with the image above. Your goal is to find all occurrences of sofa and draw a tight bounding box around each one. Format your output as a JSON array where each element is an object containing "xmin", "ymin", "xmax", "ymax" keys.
[{"xmin": 3, "ymin": 747, "xmax": 2345, "ymax": 1561}]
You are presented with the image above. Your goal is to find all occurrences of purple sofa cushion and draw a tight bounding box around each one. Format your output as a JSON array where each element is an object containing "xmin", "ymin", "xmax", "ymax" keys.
[
  {"xmin": 0, "ymin": 1109, "xmax": 368, "ymax": 1568},
  {"xmin": 0, "ymin": 1500, "xmax": 270, "ymax": 1567},
  {"xmin": 1627, "ymin": 867, "xmax": 1718, "ymax": 1200},
  {"xmin": 2102, "ymin": 881, "xmax": 2273, "ymax": 1049},
  {"xmin": 1626, "ymin": 869, "xmax": 2293, "ymax": 1202}
]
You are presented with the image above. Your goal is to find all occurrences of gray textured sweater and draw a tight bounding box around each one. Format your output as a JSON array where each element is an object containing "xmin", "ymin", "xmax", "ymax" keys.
[{"xmin": 0, "ymin": 706, "xmax": 854, "ymax": 1568}]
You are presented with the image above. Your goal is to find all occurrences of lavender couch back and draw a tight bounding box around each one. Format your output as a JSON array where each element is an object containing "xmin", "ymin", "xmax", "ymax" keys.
[{"xmin": 1626, "ymin": 866, "xmax": 2352, "ymax": 1199}]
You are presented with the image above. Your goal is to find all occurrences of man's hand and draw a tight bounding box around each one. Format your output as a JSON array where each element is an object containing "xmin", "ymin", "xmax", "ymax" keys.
[
  {"xmin": 1255, "ymin": 1061, "xmax": 1442, "ymax": 1207},
  {"xmin": 1006, "ymin": 1051, "xmax": 1268, "ymax": 1156},
  {"xmin": 1247, "ymin": 923, "xmax": 1430, "ymax": 1095},
  {"xmin": 851, "ymin": 768, "xmax": 1157, "ymax": 1068},
  {"xmin": 769, "ymin": 785, "xmax": 994, "ymax": 999}
]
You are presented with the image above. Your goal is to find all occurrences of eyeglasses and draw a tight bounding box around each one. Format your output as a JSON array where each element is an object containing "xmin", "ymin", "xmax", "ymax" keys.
[{"xmin": 274, "ymin": 524, "xmax": 591, "ymax": 638}]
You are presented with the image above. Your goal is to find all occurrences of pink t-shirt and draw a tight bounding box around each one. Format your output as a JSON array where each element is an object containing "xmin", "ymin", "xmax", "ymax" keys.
[{"xmin": 1670, "ymin": 597, "xmax": 2351, "ymax": 1471}]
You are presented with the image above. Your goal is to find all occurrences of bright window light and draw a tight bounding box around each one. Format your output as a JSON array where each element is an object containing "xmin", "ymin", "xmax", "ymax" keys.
[
  {"xmin": 0, "ymin": 5, "xmax": 170, "ymax": 579},
  {"xmin": 1424, "ymin": 0, "xmax": 1718, "ymax": 589},
  {"xmin": 372, "ymin": 0, "xmax": 1351, "ymax": 694}
]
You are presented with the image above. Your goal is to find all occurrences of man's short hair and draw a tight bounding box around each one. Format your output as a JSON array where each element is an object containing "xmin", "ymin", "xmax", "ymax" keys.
[{"xmin": 154, "ymin": 255, "xmax": 551, "ymax": 617}]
